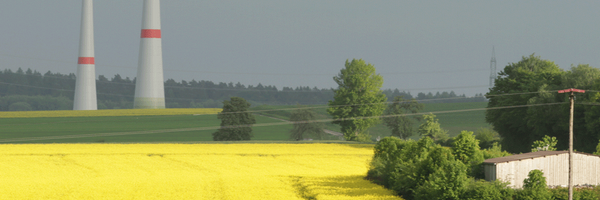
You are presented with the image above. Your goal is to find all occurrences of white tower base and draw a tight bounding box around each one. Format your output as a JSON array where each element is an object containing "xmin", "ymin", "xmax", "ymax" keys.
[
  {"xmin": 133, "ymin": 0, "xmax": 165, "ymax": 109},
  {"xmin": 73, "ymin": 0, "xmax": 97, "ymax": 110}
]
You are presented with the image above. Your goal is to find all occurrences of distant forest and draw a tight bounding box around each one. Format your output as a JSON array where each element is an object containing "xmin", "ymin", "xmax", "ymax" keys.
[{"xmin": 0, "ymin": 68, "xmax": 485, "ymax": 111}]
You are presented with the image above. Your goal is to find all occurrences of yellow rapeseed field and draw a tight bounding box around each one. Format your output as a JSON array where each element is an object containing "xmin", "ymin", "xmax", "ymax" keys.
[
  {"xmin": 0, "ymin": 108, "xmax": 221, "ymax": 118},
  {"xmin": 0, "ymin": 143, "xmax": 402, "ymax": 200}
]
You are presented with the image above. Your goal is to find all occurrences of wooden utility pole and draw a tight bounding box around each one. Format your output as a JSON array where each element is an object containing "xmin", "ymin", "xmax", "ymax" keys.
[{"xmin": 558, "ymin": 88, "xmax": 585, "ymax": 200}]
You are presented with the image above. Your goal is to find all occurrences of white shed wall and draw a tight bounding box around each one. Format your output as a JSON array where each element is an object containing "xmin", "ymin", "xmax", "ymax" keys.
[{"xmin": 493, "ymin": 153, "xmax": 600, "ymax": 188}]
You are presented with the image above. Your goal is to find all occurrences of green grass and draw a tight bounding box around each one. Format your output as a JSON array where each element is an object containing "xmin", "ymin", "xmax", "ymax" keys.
[{"xmin": 0, "ymin": 102, "xmax": 490, "ymax": 143}]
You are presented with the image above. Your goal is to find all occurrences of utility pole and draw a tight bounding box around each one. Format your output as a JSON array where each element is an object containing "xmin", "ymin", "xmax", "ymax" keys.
[{"xmin": 558, "ymin": 88, "xmax": 585, "ymax": 200}]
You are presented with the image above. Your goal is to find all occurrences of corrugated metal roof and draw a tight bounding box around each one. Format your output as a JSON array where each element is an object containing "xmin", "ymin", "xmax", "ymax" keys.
[
  {"xmin": 483, "ymin": 151, "xmax": 568, "ymax": 164},
  {"xmin": 483, "ymin": 151, "xmax": 600, "ymax": 164}
]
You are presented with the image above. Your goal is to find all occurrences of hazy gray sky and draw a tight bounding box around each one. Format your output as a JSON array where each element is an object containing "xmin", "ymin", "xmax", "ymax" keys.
[{"xmin": 1, "ymin": 1, "xmax": 600, "ymax": 96}]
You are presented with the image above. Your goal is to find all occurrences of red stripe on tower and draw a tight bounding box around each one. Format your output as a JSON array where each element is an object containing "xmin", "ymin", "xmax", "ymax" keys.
[
  {"xmin": 78, "ymin": 57, "xmax": 95, "ymax": 64},
  {"xmin": 141, "ymin": 29, "xmax": 161, "ymax": 38}
]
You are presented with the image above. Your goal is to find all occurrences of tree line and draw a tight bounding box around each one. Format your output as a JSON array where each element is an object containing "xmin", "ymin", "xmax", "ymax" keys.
[{"xmin": 0, "ymin": 67, "xmax": 484, "ymax": 111}]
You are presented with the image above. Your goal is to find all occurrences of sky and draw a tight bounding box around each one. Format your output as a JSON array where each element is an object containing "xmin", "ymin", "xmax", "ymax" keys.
[{"xmin": 1, "ymin": 1, "xmax": 600, "ymax": 96}]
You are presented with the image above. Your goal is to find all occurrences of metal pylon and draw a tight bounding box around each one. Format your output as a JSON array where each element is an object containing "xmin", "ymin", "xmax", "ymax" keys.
[{"xmin": 489, "ymin": 46, "xmax": 497, "ymax": 88}]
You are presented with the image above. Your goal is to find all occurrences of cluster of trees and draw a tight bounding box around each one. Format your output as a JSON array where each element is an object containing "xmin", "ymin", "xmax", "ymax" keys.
[
  {"xmin": 486, "ymin": 54, "xmax": 600, "ymax": 153},
  {"xmin": 0, "ymin": 67, "xmax": 483, "ymax": 111},
  {"xmin": 367, "ymin": 135, "xmax": 600, "ymax": 200}
]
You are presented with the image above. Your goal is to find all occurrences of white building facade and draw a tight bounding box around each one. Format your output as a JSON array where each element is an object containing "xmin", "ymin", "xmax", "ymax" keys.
[{"xmin": 483, "ymin": 151, "xmax": 600, "ymax": 188}]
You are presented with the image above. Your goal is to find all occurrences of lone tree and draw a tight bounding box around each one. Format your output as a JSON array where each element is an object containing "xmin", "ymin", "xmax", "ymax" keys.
[
  {"xmin": 289, "ymin": 108, "xmax": 325, "ymax": 140},
  {"xmin": 382, "ymin": 96, "xmax": 423, "ymax": 139},
  {"xmin": 213, "ymin": 97, "xmax": 256, "ymax": 141},
  {"xmin": 327, "ymin": 59, "xmax": 387, "ymax": 141}
]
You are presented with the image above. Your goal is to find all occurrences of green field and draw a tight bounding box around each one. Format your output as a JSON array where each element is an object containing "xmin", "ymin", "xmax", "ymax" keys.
[
  {"xmin": 0, "ymin": 114, "xmax": 309, "ymax": 143},
  {"xmin": 0, "ymin": 102, "xmax": 489, "ymax": 143}
]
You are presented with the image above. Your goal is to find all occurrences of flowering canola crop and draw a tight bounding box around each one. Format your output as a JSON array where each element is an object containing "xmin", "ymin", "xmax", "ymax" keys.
[
  {"xmin": 0, "ymin": 108, "xmax": 221, "ymax": 118},
  {"xmin": 0, "ymin": 143, "xmax": 402, "ymax": 200}
]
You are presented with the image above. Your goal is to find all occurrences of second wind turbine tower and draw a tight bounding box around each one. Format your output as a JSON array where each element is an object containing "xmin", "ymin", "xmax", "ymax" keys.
[{"xmin": 134, "ymin": 0, "xmax": 165, "ymax": 109}]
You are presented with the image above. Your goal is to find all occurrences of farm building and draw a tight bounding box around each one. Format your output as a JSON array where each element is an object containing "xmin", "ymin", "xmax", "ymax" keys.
[{"xmin": 483, "ymin": 151, "xmax": 600, "ymax": 188}]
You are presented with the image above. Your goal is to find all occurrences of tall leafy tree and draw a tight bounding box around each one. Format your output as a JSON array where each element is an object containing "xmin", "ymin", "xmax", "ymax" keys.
[
  {"xmin": 486, "ymin": 54, "xmax": 565, "ymax": 153},
  {"xmin": 452, "ymin": 130, "xmax": 484, "ymax": 177},
  {"xmin": 327, "ymin": 59, "xmax": 387, "ymax": 141},
  {"xmin": 382, "ymin": 96, "xmax": 423, "ymax": 139},
  {"xmin": 289, "ymin": 108, "xmax": 325, "ymax": 140},
  {"xmin": 488, "ymin": 56, "xmax": 600, "ymax": 153},
  {"xmin": 213, "ymin": 97, "xmax": 256, "ymax": 141},
  {"xmin": 418, "ymin": 113, "xmax": 449, "ymax": 142}
]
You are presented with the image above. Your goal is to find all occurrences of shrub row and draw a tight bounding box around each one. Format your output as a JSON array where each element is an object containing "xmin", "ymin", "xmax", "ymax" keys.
[{"xmin": 367, "ymin": 136, "xmax": 600, "ymax": 199}]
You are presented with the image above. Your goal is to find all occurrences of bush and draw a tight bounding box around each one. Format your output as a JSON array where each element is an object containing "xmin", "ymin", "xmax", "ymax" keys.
[
  {"xmin": 516, "ymin": 169, "xmax": 551, "ymax": 200},
  {"xmin": 367, "ymin": 136, "xmax": 406, "ymax": 186},
  {"xmin": 413, "ymin": 147, "xmax": 469, "ymax": 200},
  {"xmin": 366, "ymin": 137, "xmax": 600, "ymax": 200},
  {"xmin": 388, "ymin": 137, "xmax": 436, "ymax": 198},
  {"xmin": 595, "ymin": 140, "xmax": 600, "ymax": 156},
  {"xmin": 461, "ymin": 180, "xmax": 514, "ymax": 200},
  {"xmin": 482, "ymin": 142, "xmax": 512, "ymax": 160},
  {"xmin": 550, "ymin": 186, "xmax": 600, "ymax": 200}
]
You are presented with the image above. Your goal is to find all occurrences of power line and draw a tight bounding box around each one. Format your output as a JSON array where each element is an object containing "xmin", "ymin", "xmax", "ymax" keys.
[
  {"xmin": 0, "ymin": 102, "xmax": 563, "ymax": 143},
  {"xmin": 485, "ymin": 91, "xmax": 558, "ymax": 97}
]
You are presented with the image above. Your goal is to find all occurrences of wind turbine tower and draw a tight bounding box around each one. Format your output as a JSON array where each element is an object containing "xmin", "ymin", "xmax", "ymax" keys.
[
  {"xmin": 73, "ymin": 0, "xmax": 97, "ymax": 110},
  {"xmin": 134, "ymin": 0, "xmax": 165, "ymax": 109},
  {"xmin": 489, "ymin": 47, "xmax": 497, "ymax": 88}
]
